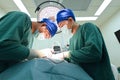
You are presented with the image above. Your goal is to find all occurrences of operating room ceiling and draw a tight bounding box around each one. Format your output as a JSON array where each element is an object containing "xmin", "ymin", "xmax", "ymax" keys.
[
  {"xmin": 33, "ymin": 0, "xmax": 91, "ymax": 11},
  {"xmin": 0, "ymin": 0, "xmax": 120, "ymax": 27}
]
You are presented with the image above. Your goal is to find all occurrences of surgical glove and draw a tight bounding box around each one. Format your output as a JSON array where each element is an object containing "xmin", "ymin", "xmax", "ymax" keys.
[
  {"xmin": 28, "ymin": 48, "xmax": 53, "ymax": 59},
  {"xmin": 50, "ymin": 51, "xmax": 70, "ymax": 60},
  {"xmin": 38, "ymin": 48, "xmax": 54, "ymax": 58},
  {"xmin": 51, "ymin": 53, "xmax": 64, "ymax": 60}
]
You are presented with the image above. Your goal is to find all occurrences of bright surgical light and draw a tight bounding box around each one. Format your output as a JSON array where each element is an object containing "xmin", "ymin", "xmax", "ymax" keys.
[
  {"xmin": 31, "ymin": 18, "xmax": 37, "ymax": 22},
  {"xmin": 37, "ymin": 6, "xmax": 60, "ymax": 21},
  {"xmin": 13, "ymin": 0, "xmax": 31, "ymax": 17},
  {"xmin": 95, "ymin": 0, "xmax": 112, "ymax": 16},
  {"xmin": 76, "ymin": 17, "xmax": 98, "ymax": 21}
]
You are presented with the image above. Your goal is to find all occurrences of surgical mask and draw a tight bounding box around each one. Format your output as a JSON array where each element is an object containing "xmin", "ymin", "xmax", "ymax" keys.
[
  {"xmin": 61, "ymin": 25, "xmax": 73, "ymax": 39},
  {"xmin": 60, "ymin": 25, "xmax": 73, "ymax": 48},
  {"xmin": 33, "ymin": 30, "xmax": 46, "ymax": 40}
]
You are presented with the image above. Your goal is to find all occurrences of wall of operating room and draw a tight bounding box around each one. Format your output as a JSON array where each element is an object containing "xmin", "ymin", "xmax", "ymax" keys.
[
  {"xmin": 100, "ymin": 10, "xmax": 120, "ymax": 67},
  {"xmin": 0, "ymin": 9, "xmax": 5, "ymax": 17}
]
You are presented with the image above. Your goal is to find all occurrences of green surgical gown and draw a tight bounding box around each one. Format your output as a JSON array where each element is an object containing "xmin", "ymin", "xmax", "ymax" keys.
[
  {"xmin": 0, "ymin": 11, "xmax": 32, "ymax": 72},
  {"xmin": 69, "ymin": 23, "xmax": 115, "ymax": 80}
]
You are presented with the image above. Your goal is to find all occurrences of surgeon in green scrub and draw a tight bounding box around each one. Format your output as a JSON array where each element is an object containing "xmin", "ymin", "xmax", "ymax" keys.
[
  {"xmin": 51, "ymin": 9, "xmax": 115, "ymax": 80},
  {"xmin": 0, "ymin": 11, "xmax": 57, "ymax": 73}
]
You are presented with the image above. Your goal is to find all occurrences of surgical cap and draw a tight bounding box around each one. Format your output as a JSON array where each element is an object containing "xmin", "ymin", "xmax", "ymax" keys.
[
  {"xmin": 56, "ymin": 9, "xmax": 76, "ymax": 24},
  {"xmin": 40, "ymin": 18, "xmax": 57, "ymax": 37}
]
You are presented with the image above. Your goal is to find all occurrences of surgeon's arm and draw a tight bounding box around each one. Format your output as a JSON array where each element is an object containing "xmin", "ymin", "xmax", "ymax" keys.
[{"xmin": 0, "ymin": 42, "xmax": 29, "ymax": 61}]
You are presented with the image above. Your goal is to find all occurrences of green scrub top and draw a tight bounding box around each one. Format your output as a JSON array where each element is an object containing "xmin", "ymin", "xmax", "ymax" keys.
[
  {"xmin": 0, "ymin": 11, "xmax": 32, "ymax": 72},
  {"xmin": 69, "ymin": 23, "xmax": 115, "ymax": 80}
]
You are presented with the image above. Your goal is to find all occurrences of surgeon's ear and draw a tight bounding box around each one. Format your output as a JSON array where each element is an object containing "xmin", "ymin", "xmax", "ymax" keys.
[
  {"xmin": 40, "ymin": 22, "xmax": 46, "ymax": 27},
  {"xmin": 68, "ymin": 17, "xmax": 74, "ymax": 26},
  {"xmin": 68, "ymin": 17, "xmax": 73, "ymax": 22}
]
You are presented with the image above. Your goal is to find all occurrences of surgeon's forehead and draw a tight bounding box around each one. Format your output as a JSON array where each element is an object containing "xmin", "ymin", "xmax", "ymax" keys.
[
  {"xmin": 58, "ymin": 20, "xmax": 67, "ymax": 25},
  {"xmin": 38, "ymin": 25, "xmax": 46, "ymax": 32}
]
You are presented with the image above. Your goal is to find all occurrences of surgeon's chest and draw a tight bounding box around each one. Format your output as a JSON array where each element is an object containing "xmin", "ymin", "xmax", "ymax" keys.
[{"xmin": 69, "ymin": 32, "xmax": 85, "ymax": 50}]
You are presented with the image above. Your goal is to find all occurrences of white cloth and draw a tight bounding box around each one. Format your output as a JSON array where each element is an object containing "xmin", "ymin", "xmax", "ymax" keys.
[{"xmin": 111, "ymin": 64, "xmax": 119, "ymax": 80}]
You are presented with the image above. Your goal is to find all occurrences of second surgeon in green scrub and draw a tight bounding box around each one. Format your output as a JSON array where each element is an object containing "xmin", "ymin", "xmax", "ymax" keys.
[
  {"xmin": 51, "ymin": 9, "xmax": 115, "ymax": 80},
  {"xmin": 0, "ymin": 11, "xmax": 57, "ymax": 73}
]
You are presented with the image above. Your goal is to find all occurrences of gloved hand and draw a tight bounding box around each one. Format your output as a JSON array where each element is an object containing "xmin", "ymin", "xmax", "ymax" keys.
[
  {"xmin": 28, "ymin": 48, "xmax": 54, "ymax": 59},
  {"xmin": 38, "ymin": 48, "xmax": 54, "ymax": 58},
  {"xmin": 50, "ymin": 51, "xmax": 70, "ymax": 60},
  {"xmin": 51, "ymin": 53, "xmax": 64, "ymax": 60}
]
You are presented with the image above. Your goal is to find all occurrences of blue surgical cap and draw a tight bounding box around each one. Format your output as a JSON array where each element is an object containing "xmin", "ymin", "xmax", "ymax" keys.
[
  {"xmin": 40, "ymin": 18, "xmax": 57, "ymax": 37},
  {"xmin": 56, "ymin": 9, "xmax": 76, "ymax": 24}
]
